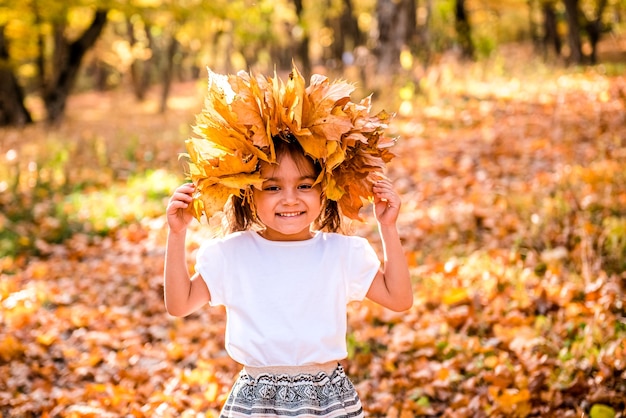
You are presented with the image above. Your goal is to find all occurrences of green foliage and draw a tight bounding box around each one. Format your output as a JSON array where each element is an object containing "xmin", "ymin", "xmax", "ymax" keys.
[
  {"xmin": 0, "ymin": 124, "xmax": 183, "ymax": 258},
  {"xmin": 602, "ymin": 216, "xmax": 626, "ymax": 273},
  {"xmin": 62, "ymin": 169, "xmax": 180, "ymax": 233},
  {"xmin": 0, "ymin": 168, "xmax": 179, "ymax": 258},
  {"xmin": 429, "ymin": 0, "xmax": 458, "ymax": 51}
]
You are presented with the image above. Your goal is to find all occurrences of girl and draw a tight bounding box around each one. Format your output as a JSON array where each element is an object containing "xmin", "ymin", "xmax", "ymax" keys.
[{"xmin": 164, "ymin": 67, "xmax": 412, "ymax": 418}]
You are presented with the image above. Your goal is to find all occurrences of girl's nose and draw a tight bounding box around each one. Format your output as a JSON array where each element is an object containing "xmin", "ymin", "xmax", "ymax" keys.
[{"xmin": 281, "ymin": 187, "xmax": 298, "ymax": 204}]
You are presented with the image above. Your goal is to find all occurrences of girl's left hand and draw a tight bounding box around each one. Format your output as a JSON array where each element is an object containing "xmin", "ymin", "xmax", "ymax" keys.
[{"xmin": 372, "ymin": 178, "xmax": 401, "ymax": 226}]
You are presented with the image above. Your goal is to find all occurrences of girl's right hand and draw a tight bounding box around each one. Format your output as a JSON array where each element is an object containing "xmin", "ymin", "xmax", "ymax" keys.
[{"xmin": 166, "ymin": 183, "xmax": 196, "ymax": 233}]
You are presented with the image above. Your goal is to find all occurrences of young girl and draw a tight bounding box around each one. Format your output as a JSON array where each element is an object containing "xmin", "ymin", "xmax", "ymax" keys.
[{"xmin": 164, "ymin": 66, "xmax": 412, "ymax": 417}]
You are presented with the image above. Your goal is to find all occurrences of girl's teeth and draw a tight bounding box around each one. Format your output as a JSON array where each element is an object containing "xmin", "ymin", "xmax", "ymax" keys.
[{"xmin": 279, "ymin": 212, "xmax": 301, "ymax": 217}]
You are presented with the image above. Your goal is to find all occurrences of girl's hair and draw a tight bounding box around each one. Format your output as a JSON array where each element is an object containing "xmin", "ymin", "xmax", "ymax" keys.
[{"xmin": 223, "ymin": 136, "xmax": 342, "ymax": 234}]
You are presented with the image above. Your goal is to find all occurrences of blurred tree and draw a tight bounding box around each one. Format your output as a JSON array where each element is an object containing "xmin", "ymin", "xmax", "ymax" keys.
[
  {"xmin": 454, "ymin": 0, "xmax": 474, "ymax": 59},
  {"xmin": 0, "ymin": 0, "xmax": 623, "ymax": 126},
  {"xmin": 375, "ymin": 0, "xmax": 417, "ymax": 74},
  {"xmin": 0, "ymin": 25, "xmax": 32, "ymax": 126},
  {"xmin": 564, "ymin": 0, "xmax": 583, "ymax": 63},
  {"xmin": 0, "ymin": 1, "xmax": 107, "ymax": 125},
  {"xmin": 581, "ymin": 0, "xmax": 609, "ymax": 64},
  {"xmin": 541, "ymin": 0, "xmax": 562, "ymax": 59},
  {"xmin": 323, "ymin": 0, "xmax": 362, "ymax": 68},
  {"xmin": 291, "ymin": 0, "xmax": 312, "ymax": 77},
  {"xmin": 126, "ymin": 15, "xmax": 154, "ymax": 101},
  {"xmin": 110, "ymin": 1, "xmax": 189, "ymax": 113},
  {"xmin": 37, "ymin": 8, "xmax": 108, "ymax": 123},
  {"xmin": 531, "ymin": 0, "xmax": 612, "ymax": 64}
]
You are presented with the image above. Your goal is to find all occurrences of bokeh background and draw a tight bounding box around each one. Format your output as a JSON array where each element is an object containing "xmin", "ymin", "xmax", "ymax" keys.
[{"xmin": 1, "ymin": 0, "xmax": 625, "ymax": 416}]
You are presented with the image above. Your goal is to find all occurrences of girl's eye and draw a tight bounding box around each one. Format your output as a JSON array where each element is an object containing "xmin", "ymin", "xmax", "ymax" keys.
[
  {"xmin": 263, "ymin": 185, "xmax": 280, "ymax": 191},
  {"xmin": 298, "ymin": 184, "xmax": 313, "ymax": 190}
]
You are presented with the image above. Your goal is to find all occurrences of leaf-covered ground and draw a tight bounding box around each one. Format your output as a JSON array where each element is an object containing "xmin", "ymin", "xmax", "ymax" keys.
[{"xmin": 1, "ymin": 54, "xmax": 626, "ymax": 417}]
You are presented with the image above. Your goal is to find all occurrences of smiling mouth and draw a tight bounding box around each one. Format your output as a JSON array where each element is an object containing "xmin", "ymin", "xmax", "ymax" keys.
[{"xmin": 277, "ymin": 211, "xmax": 304, "ymax": 217}]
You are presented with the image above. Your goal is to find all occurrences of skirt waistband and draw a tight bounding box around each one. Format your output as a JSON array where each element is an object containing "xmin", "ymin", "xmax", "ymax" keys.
[{"xmin": 244, "ymin": 361, "xmax": 339, "ymax": 379}]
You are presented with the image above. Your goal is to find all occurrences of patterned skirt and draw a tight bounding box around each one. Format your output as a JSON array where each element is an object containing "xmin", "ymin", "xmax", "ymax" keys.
[{"xmin": 219, "ymin": 364, "xmax": 364, "ymax": 418}]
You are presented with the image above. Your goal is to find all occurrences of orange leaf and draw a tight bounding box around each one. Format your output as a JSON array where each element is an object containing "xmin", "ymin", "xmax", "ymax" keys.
[{"xmin": 0, "ymin": 335, "xmax": 24, "ymax": 361}]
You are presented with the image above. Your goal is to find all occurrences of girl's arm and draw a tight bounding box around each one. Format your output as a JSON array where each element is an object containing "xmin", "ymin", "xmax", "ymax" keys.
[
  {"xmin": 365, "ymin": 179, "xmax": 413, "ymax": 312},
  {"xmin": 164, "ymin": 183, "xmax": 211, "ymax": 317}
]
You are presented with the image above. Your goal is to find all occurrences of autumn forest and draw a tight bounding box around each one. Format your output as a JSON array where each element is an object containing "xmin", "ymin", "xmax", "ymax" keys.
[{"xmin": 1, "ymin": 0, "xmax": 626, "ymax": 417}]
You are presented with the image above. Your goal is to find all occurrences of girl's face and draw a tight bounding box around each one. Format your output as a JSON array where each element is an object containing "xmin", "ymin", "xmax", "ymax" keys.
[{"xmin": 253, "ymin": 153, "xmax": 322, "ymax": 241}]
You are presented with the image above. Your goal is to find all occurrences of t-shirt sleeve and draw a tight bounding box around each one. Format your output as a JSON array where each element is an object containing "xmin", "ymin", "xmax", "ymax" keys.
[
  {"xmin": 345, "ymin": 236, "xmax": 381, "ymax": 302},
  {"xmin": 194, "ymin": 240, "xmax": 227, "ymax": 307}
]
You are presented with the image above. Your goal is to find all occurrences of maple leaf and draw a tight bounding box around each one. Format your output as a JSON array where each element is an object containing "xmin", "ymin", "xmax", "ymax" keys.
[
  {"xmin": 324, "ymin": 175, "xmax": 345, "ymax": 201},
  {"xmin": 185, "ymin": 140, "xmax": 257, "ymax": 176},
  {"xmin": 229, "ymin": 74, "xmax": 271, "ymax": 149},
  {"xmin": 192, "ymin": 184, "xmax": 239, "ymax": 221},
  {"xmin": 300, "ymin": 74, "xmax": 354, "ymax": 161},
  {"xmin": 282, "ymin": 65, "xmax": 306, "ymax": 131},
  {"xmin": 303, "ymin": 74, "xmax": 354, "ymax": 127},
  {"xmin": 326, "ymin": 140, "xmax": 346, "ymax": 172},
  {"xmin": 309, "ymin": 113, "xmax": 353, "ymax": 150}
]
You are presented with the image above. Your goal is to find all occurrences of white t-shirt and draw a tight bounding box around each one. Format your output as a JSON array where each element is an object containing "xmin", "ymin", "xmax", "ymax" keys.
[{"xmin": 194, "ymin": 230, "xmax": 380, "ymax": 367}]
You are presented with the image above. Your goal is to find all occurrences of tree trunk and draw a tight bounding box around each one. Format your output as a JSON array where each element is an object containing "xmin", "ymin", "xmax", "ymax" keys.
[
  {"xmin": 375, "ymin": 0, "xmax": 414, "ymax": 75},
  {"xmin": 455, "ymin": 0, "xmax": 474, "ymax": 59},
  {"xmin": 324, "ymin": 0, "xmax": 361, "ymax": 68},
  {"xmin": 160, "ymin": 35, "xmax": 178, "ymax": 114},
  {"xmin": 292, "ymin": 0, "xmax": 311, "ymax": 78},
  {"xmin": 417, "ymin": 0, "xmax": 434, "ymax": 66},
  {"xmin": 341, "ymin": 0, "xmax": 362, "ymax": 48},
  {"xmin": 528, "ymin": 0, "xmax": 540, "ymax": 49},
  {"xmin": 542, "ymin": 1, "xmax": 562, "ymax": 59},
  {"xmin": 404, "ymin": 0, "xmax": 418, "ymax": 48},
  {"xmin": 0, "ymin": 25, "xmax": 32, "ymax": 126},
  {"xmin": 563, "ymin": 0, "xmax": 583, "ymax": 64},
  {"xmin": 42, "ymin": 9, "xmax": 108, "ymax": 124},
  {"xmin": 127, "ymin": 18, "xmax": 154, "ymax": 101},
  {"xmin": 584, "ymin": 0, "xmax": 608, "ymax": 64}
]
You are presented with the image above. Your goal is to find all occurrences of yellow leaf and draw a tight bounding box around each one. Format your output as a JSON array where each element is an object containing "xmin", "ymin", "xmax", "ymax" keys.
[
  {"xmin": 229, "ymin": 74, "xmax": 270, "ymax": 147},
  {"xmin": 442, "ymin": 287, "xmax": 470, "ymax": 306},
  {"xmin": 36, "ymin": 332, "xmax": 57, "ymax": 346},
  {"xmin": 303, "ymin": 74, "xmax": 354, "ymax": 128},
  {"xmin": 297, "ymin": 130, "xmax": 328, "ymax": 160},
  {"xmin": 205, "ymin": 382, "xmax": 219, "ymax": 403},
  {"xmin": 185, "ymin": 139, "xmax": 261, "ymax": 178},
  {"xmin": 590, "ymin": 404, "xmax": 616, "ymax": 418},
  {"xmin": 484, "ymin": 355, "xmax": 499, "ymax": 369},
  {"xmin": 493, "ymin": 388, "xmax": 531, "ymax": 415},
  {"xmin": 324, "ymin": 175, "xmax": 345, "ymax": 201},
  {"xmin": 309, "ymin": 113, "xmax": 353, "ymax": 145},
  {"xmin": 166, "ymin": 341, "xmax": 185, "ymax": 361},
  {"xmin": 282, "ymin": 64, "xmax": 306, "ymax": 131},
  {"xmin": 326, "ymin": 139, "xmax": 345, "ymax": 171},
  {"xmin": 194, "ymin": 184, "xmax": 239, "ymax": 220}
]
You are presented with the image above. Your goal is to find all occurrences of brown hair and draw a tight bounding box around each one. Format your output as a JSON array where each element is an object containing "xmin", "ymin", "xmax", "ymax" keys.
[{"xmin": 223, "ymin": 135, "xmax": 342, "ymax": 234}]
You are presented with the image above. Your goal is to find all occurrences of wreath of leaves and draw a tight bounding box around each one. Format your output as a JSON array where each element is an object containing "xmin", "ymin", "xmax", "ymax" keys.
[{"xmin": 183, "ymin": 63, "xmax": 396, "ymax": 221}]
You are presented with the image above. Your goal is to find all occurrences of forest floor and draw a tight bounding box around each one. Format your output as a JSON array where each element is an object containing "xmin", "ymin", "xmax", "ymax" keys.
[{"xmin": 1, "ymin": 44, "xmax": 626, "ymax": 417}]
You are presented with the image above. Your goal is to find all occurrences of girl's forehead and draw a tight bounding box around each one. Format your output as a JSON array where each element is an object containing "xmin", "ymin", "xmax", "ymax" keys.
[{"xmin": 260, "ymin": 153, "xmax": 316, "ymax": 178}]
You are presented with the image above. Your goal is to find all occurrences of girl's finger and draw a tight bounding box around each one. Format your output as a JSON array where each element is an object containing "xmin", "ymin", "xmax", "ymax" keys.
[
  {"xmin": 167, "ymin": 201, "xmax": 188, "ymax": 214},
  {"xmin": 173, "ymin": 192, "xmax": 193, "ymax": 202}
]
